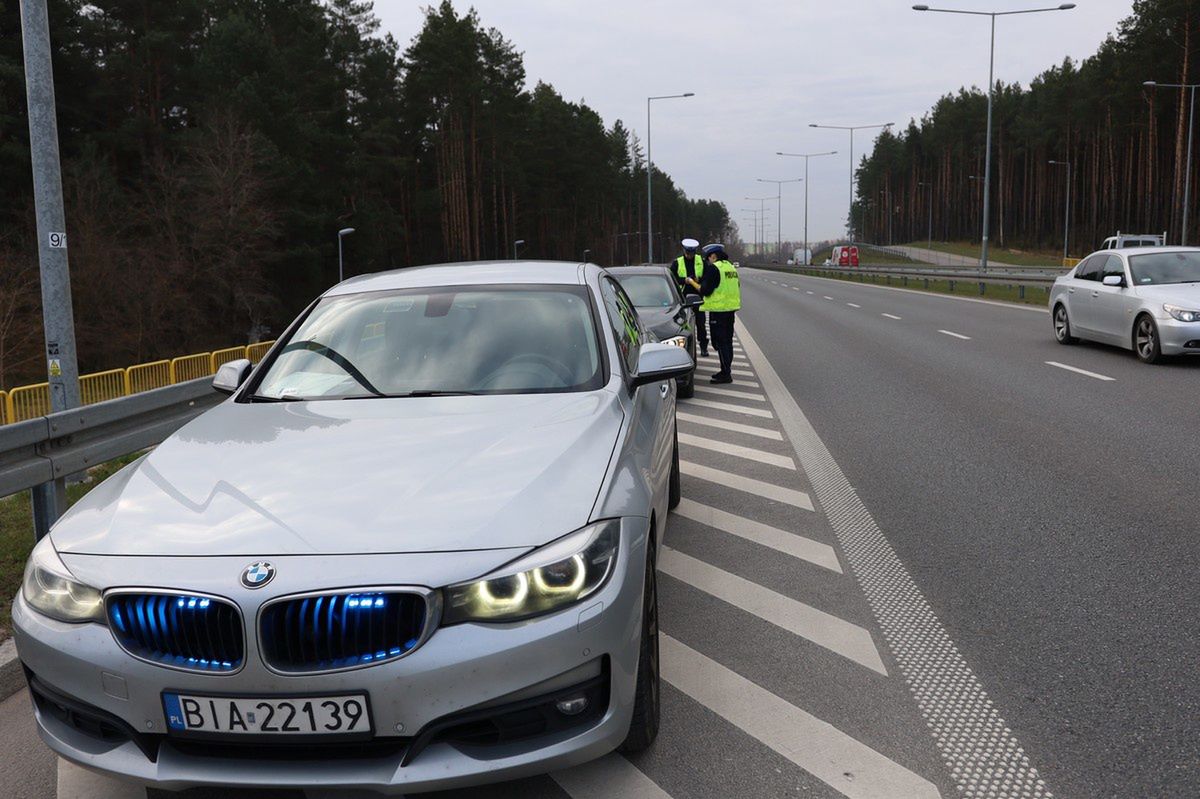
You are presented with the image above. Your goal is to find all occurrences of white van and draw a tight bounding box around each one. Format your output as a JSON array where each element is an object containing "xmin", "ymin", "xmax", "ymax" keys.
[{"xmin": 1100, "ymin": 231, "xmax": 1166, "ymax": 250}]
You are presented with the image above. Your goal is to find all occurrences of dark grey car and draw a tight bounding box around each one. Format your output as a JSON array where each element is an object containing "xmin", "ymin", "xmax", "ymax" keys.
[{"xmin": 607, "ymin": 266, "xmax": 701, "ymax": 398}]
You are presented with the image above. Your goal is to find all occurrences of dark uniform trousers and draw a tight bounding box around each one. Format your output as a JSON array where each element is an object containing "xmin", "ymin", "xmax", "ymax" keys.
[
  {"xmin": 693, "ymin": 309, "xmax": 708, "ymax": 352},
  {"xmin": 708, "ymin": 311, "xmax": 736, "ymax": 377}
]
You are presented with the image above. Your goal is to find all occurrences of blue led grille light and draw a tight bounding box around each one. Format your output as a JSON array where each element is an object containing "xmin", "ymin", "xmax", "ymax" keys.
[
  {"xmin": 106, "ymin": 594, "xmax": 242, "ymax": 672},
  {"xmin": 260, "ymin": 591, "xmax": 426, "ymax": 672}
]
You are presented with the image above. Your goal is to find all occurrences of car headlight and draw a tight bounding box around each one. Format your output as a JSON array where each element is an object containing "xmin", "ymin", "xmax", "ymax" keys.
[
  {"xmin": 21, "ymin": 537, "xmax": 104, "ymax": 624},
  {"xmin": 442, "ymin": 520, "xmax": 620, "ymax": 624},
  {"xmin": 1164, "ymin": 304, "xmax": 1200, "ymax": 323},
  {"xmin": 662, "ymin": 335, "xmax": 688, "ymax": 348}
]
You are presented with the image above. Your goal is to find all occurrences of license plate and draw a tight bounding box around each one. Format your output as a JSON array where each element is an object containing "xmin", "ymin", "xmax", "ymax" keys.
[{"xmin": 163, "ymin": 692, "xmax": 371, "ymax": 736}]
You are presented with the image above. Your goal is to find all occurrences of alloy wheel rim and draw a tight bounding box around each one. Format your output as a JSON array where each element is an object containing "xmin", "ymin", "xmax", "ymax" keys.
[
  {"xmin": 1137, "ymin": 320, "xmax": 1155, "ymax": 357},
  {"xmin": 1054, "ymin": 308, "xmax": 1068, "ymax": 339}
]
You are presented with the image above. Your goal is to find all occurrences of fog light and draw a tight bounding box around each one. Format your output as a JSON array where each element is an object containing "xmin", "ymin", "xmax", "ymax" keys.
[{"xmin": 555, "ymin": 695, "xmax": 589, "ymax": 716}]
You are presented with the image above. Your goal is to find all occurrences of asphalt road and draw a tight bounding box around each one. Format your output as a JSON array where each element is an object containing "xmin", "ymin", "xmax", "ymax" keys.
[{"xmin": 741, "ymin": 269, "xmax": 1200, "ymax": 798}]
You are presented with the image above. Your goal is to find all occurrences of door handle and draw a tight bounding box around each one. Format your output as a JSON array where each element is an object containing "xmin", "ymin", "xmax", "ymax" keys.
[
  {"xmin": 1091, "ymin": 291, "xmax": 1099, "ymax": 298},
  {"xmin": 1067, "ymin": 288, "xmax": 1075, "ymax": 294},
  {"xmin": 660, "ymin": 384, "xmax": 670, "ymax": 400}
]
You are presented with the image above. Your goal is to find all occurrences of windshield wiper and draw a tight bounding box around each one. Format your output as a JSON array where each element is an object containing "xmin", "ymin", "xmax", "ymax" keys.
[
  {"xmin": 245, "ymin": 394, "xmax": 304, "ymax": 402},
  {"xmin": 341, "ymin": 390, "xmax": 483, "ymax": 399}
]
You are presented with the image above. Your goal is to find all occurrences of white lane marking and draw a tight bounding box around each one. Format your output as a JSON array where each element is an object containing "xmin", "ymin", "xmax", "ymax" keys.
[
  {"xmin": 695, "ymin": 367, "xmax": 757, "ymax": 379},
  {"xmin": 678, "ymin": 432, "xmax": 795, "ymax": 470},
  {"xmin": 661, "ymin": 636, "xmax": 939, "ymax": 799},
  {"xmin": 1045, "ymin": 361, "xmax": 1115, "ymax": 382},
  {"xmin": 881, "ymin": 313, "xmax": 902, "ymax": 320},
  {"xmin": 681, "ymin": 461, "xmax": 812, "ymax": 510},
  {"xmin": 673, "ymin": 498, "xmax": 841, "ymax": 573},
  {"xmin": 846, "ymin": 302, "xmax": 862, "ymax": 308},
  {"xmin": 681, "ymin": 398, "xmax": 774, "ymax": 419},
  {"xmin": 676, "ymin": 412, "xmax": 783, "ymax": 441},
  {"xmin": 806, "ymin": 290, "xmax": 815, "ymax": 295},
  {"xmin": 739, "ymin": 319, "xmax": 1052, "ymax": 799},
  {"xmin": 823, "ymin": 295, "xmax": 834, "ymax": 300},
  {"xmin": 937, "ymin": 329, "xmax": 972, "ymax": 340},
  {"xmin": 552, "ymin": 753, "xmax": 672, "ymax": 799},
  {"xmin": 58, "ymin": 760, "xmax": 145, "ymax": 799},
  {"xmin": 778, "ymin": 271, "xmax": 1048, "ymax": 314},
  {"xmin": 693, "ymin": 386, "xmax": 767, "ymax": 402},
  {"xmin": 661, "ymin": 548, "xmax": 885, "ymax": 674},
  {"xmin": 791, "ymin": 286, "xmax": 800, "ymax": 290}
]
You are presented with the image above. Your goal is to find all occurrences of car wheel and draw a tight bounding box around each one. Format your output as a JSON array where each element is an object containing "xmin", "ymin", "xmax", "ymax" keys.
[
  {"xmin": 619, "ymin": 532, "xmax": 660, "ymax": 754},
  {"xmin": 678, "ymin": 371, "xmax": 694, "ymax": 399},
  {"xmin": 668, "ymin": 425, "xmax": 681, "ymax": 510},
  {"xmin": 1053, "ymin": 304, "xmax": 1078, "ymax": 345},
  {"xmin": 1134, "ymin": 314, "xmax": 1163, "ymax": 363}
]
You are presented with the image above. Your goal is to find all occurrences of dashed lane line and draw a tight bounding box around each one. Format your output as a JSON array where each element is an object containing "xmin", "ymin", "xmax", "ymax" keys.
[
  {"xmin": 673, "ymin": 498, "xmax": 841, "ymax": 573},
  {"xmin": 881, "ymin": 313, "xmax": 902, "ymax": 320},
  {"xmin": 676, "ymin": 412, "xmax": 783, "ymax": 441},
  {"xmin": 681, "ymin": 398, "xmax": 773, "ymax": 419},
  {"xmin": 937, "ymin": 329, "xmax": 972, "ymax": 340},
  {"xmin": 681, "ymin": 461, "xmax": 812, "ymax": 510},
  {"xmin": 678, "ymin": 432, "xmax": 795, "ymax": 470},
  {"xmin": 823, "ymin": 295, "xmax": 835, "ymax": 300},
  {"xmin": 661, "ymin": 636, "xmax": 940, "ymax": 799},
  {"xmin": 552, "ymin": 753, "xmax": 672, "ymax": 799},
  {"xmin": 847, "ymin": 302, "xmax": 861, "ymax": 308},
  {"xmin": 806, "ymin": 290, "xmax": 815, "ymax": 295},
  {"xmin": 660, "ymin": 548, "xmax": 886, "ymax": 674},
  {"xmin": 738, "ymin": 319, "xmax": 1053, "ymax": 799},
  {"xmin": 1044, "ymin": 361, "xmax": 1115, "ymax": 382},
  {"xmin": 692, "ymin": 386, "xmax": 767, "ymax": 402}
]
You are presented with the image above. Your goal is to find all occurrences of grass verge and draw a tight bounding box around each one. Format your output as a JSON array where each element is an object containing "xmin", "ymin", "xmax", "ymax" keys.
[
  {"xmin": 1, "ymin": 453, "xmax": 144, "ymax": 641},
  {"xmin": 811, "ymin": 246, "xmax": 920, "ymax": 266},
  {"xmin": 899, "ymin": 240, "xmax": 1064, "ymax": 268},
  {"xmin": 756, "ymin": 265, "xmax": 1052, "ymax": 307}
]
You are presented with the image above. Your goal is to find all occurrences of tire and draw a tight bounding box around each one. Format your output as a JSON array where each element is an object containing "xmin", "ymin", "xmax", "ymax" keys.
[
  {"xmin": 677, "ymin": 372, "xmax": 694, "ymax": 399},
  {"xmin": 1053, "ymin": 304, "xmax": 1078, "ymax": 345},
  {"xmin": 668, "ymin": 425, "xmax": 681, "ymax": 510},
  {"xmin": 1134, "ymin": 314, "xmax": 1164, "ymax": 364},
  {"xmin": 619, "ymin": 534, "xmax": 660, "ymax": 754}
]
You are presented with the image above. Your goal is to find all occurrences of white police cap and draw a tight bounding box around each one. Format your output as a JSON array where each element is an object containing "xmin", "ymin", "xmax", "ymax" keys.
[{"xmin": 681, "ymin": 238, "xmax": 700, "ymax": 249}]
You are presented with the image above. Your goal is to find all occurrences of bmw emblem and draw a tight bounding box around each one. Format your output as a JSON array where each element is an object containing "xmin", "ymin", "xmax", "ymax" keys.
[{"xmin": 241, "ymin": 561, "xmax": 275, "ymax": 589}]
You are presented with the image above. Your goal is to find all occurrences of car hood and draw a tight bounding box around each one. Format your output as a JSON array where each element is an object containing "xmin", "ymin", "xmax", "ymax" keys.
[
  {"xmin": 1134, "ymin": 283, "xmax": 1200, "ymax": 305},
  {"xmin": 636, "ymin": 306, "xmax": 687, "ymax": 341},
  {"xmin": 51, "ymin": 392, "xmax": 624, "ymax": 557}
]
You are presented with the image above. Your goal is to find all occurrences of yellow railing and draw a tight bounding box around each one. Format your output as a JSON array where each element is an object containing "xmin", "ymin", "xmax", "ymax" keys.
[
  {"xmin": 3, "ymin": 340, "xmax": 275, "ymax": 425},
  {"xmin": 1063, "ymin": 257, "xmax": 1081, "ymax": 268}
]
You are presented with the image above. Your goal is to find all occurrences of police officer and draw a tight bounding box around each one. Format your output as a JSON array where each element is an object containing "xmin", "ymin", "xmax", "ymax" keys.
[
  {"xmin": 673, "ymin": 238, "xmax": 709, "ymax": 357},
  {"xmin": 700, "ymin": 243, "xmax": 740, "ymax": 384}
]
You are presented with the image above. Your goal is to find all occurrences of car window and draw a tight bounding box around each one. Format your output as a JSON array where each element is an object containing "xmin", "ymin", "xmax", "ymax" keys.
[
  {"xmin": 1101, "ymin": 255, "xmax": 1126, "ymax": 281},
  {"xmin": 600, "ymin": 277, "xmax": 642, "ymax": 376},
  {"xmin": 616, "ymin": 275, "xmax": 678, "ymax": 308},
  {"xmin": 1074, "ymin": 255, "xmax": 1102, "ymax": 282},
  {"xmin": 1129, "ymin": 251, "xmax": 1200, "ymax": 286},
  {"xmin": 251, "ymin": 285, "xmax": 603, "ymax": 399}
]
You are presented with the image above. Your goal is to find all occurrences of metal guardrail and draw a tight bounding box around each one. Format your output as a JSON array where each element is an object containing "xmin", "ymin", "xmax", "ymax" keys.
[
  {"xmin": 745, "ymin": 262, "xmax": 1061, "ymax": 302},
  {"xmin": 0, "ymin": 376, "xmax": 224, "ymax": 537}
]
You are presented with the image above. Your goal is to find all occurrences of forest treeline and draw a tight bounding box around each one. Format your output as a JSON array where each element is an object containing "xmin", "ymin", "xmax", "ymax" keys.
[
  {"xmin": 0, "ymin": 0, "xmax": 730, "ymax": 387},
  {"xmin": 853, "ymin": 0, "xmax": 1196, "ymax": 257}
]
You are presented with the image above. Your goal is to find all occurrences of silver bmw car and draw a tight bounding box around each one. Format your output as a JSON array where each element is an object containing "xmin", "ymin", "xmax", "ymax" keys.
[
  {"xmin": 1050, "ymin": 247, "xmax": 1200, "ymax": 363},
  {"xmin": 13, "ymin": 261, "xmax": 691, "ymax": 793}
]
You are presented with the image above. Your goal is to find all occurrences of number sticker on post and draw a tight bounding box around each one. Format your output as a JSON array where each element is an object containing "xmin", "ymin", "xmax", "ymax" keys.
[{"xmin": 162, "ymin": 692, "xmax": 370, "ymax": 736}]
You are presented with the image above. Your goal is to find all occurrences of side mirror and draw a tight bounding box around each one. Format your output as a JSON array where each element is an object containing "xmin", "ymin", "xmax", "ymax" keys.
[
  {"xmin": 1101, "ymin": 274, "xmax": 1125, "ymax": 287},
  {"xmin": 683, "ymin": 294, "xmax": 704, "ymax": 308},
  {"xmin": 631, "ymin": 343, "xmax": 693, "ymax": 388},
  {"xmin": 213, "ymin": 358, "xmax": 253, "ymax": 395}
]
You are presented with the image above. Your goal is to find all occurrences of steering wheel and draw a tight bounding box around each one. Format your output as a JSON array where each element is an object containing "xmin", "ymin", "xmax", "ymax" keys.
[{"xmin": 480, "ymin": 353, "xmax": 576, "ymax": 389}]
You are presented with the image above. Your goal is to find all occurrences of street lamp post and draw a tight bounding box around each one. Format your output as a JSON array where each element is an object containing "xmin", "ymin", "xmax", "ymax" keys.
[
  {"xmin": 756, "ymin": 177, "xmax": 803, "ymax": 260},
  {"xmin": 337, "ymin": 227, "xmax": 355, "ymax": 282},
  {"xmin": 1048, "ymin": 160, "xmax": 1072, "ymax": 262},
  {"xmin": 808, "ymin": 123, "xmax": 893, "ymax": 245},
  {"xmin": 1144, "ymin": 81, "xmax": 1199, "ymax": 245},
  {"xmin": 513, "ymin": 238, "xmax": 525, "ymax": 259},
  {"xmin": 918, "ymin": 181, "xmax": 934, "ymax": 253},
  {"xmin": 740, "ymin": 209, "xmax": 764, "ymax": 255},
  {"xmin": 776, "ymin": 151, "xmax": 837, "ymax": 265},
  {"xmin": 745, "ymin": 196, "xmax": 775, "ymax": 258},
  {"xmin": 913, "ymin": 4, "xmax": 1075, "ymax": 271},
  {"xmin": 646, "ymin": 92, "xmax": 695, "ymax": 263}
]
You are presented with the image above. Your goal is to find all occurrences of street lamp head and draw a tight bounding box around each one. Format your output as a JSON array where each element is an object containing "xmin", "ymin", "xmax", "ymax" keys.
[
  {"xmin": 912, "ymin": 5, "xmax": 929, "ymax": 10},
  {"xmin": 808, "ymin": 123, "xmax": 818, "ymax": 128},
  {"xmin": 1058, "ymin": 3, "xmax": 1075, "ymax": 9},
  {"xmin": 515, "ymin": 239, "xmax": 525, "ymax": 246},
  {"xmin": 338, "ymin": 227, "xmax": 355, "ymax": 237},
  {"xmin": 683, "ymin": 92, "xmax": 695, "ymax": 97},
  {"xmin": 1143, "ymin": 81, "xmax": 1157, "ymax": 88}
]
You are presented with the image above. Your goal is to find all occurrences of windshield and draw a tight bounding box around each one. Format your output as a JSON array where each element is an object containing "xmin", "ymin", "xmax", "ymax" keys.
[
  {"xmin": 251, "ymin": 286, "xmax": 603, "ymax": 399},
  {"xmin": 1128, "ymin": 252, "xmax": 1200, "ymax": 286},
  {"xmin": 616, "ymin": 275, "xmax": 678, "ymax": 308}
]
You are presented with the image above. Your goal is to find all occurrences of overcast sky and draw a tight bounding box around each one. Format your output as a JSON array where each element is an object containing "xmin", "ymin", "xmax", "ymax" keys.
[{"xmin": 377, "ymin": 1, "xmax": 1134, "ymax": 247}]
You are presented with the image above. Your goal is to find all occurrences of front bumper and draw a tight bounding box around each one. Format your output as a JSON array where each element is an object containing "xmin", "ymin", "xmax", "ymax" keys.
[
  {"xmin": 1153, "ymin": 315, "xmax": 1200, "ymax": 355},
  {"xmin": 13, "ymin": 518, "xmax": 648, "ymax": 794}
]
